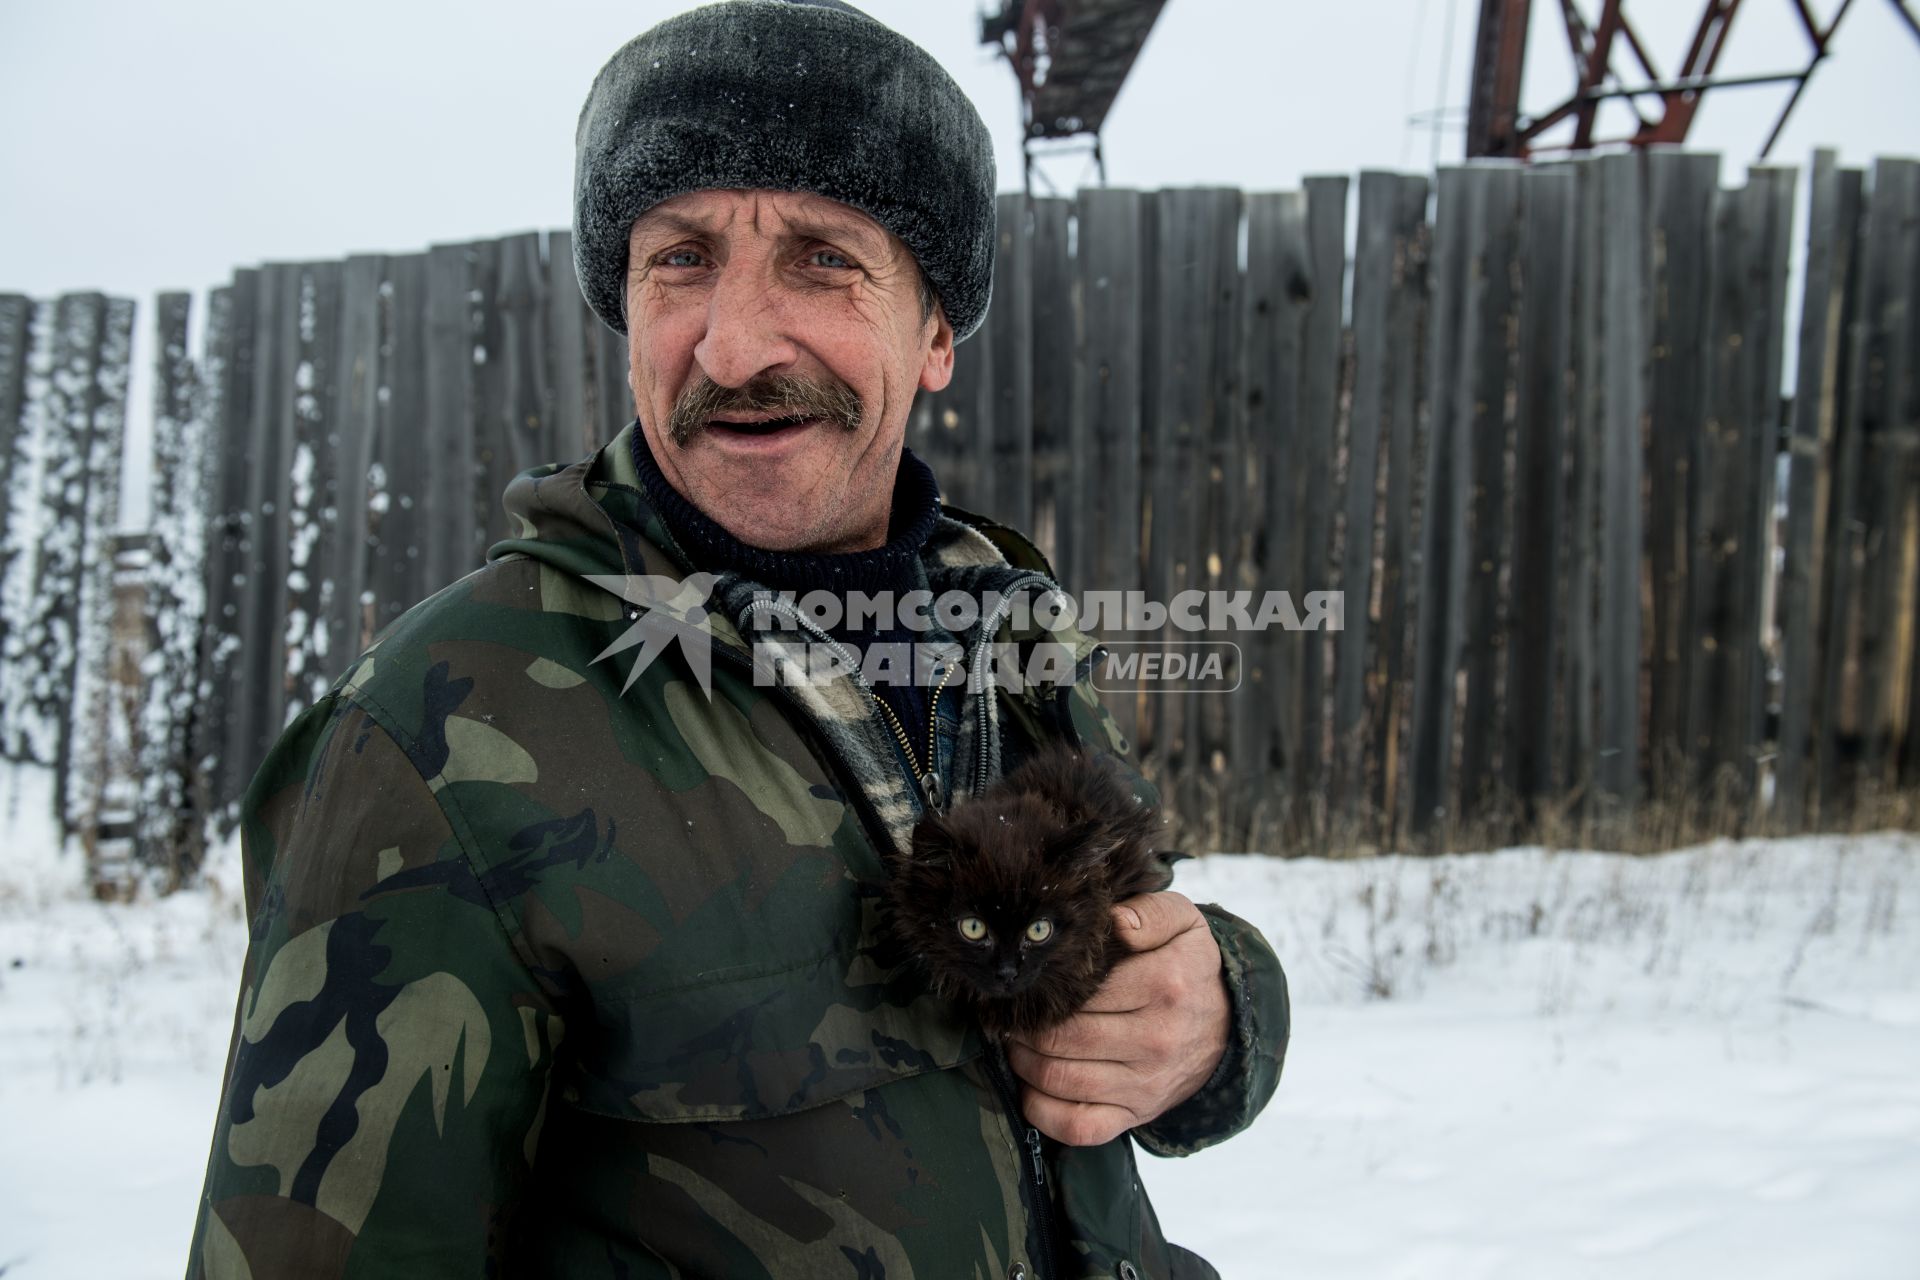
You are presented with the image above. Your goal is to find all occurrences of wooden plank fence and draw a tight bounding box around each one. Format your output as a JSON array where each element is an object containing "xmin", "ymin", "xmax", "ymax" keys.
[{"xmin": 3, "ymin": 148, "xmax": 1919, "ymax": 882}]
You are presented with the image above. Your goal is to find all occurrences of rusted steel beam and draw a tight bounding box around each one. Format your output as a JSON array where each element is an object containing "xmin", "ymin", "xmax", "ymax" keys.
[
  {"xmin": 1788, "ymin": 0, "xmax": 1824, "ymax": 42},
  {"xmin": 1571, "ymin": 0, "xmax": 1625, "ymax": 149},
  {"xmin": 1467, "ymin": 0, "xmax": 1535, "ymax": 155},
  {"xmin": 1651, "ymin": 0, "xmax": 1744, "ymax": 143},
  {"xmin": 1758, "ymin": 0, "xmax": 1855, "ymax": 156},
  {"xmin": 1888, "ymin": 0, "xmax": 1920, "ymax": 44},
  {"xmin": 1493, "ymin": 0, "xmax": 1903, "ymax": 159},
  {"xmin": 1615, "ymin": 10, "xmax": 1665, "ymax": 81}
]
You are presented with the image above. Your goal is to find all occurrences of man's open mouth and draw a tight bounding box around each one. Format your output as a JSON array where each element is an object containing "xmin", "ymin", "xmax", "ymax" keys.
[{"xmin": 711, "ymin": 414, "xmax": 818, "ymax": 436}]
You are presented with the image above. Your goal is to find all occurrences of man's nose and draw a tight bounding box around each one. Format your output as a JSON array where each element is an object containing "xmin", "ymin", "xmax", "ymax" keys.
[{"xmin": 692, "ymin": 265, "xmax": 798, "ymax": 388}]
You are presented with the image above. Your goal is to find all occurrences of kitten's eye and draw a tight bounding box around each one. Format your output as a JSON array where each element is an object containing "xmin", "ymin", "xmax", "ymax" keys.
[
  {"xmin": 958, "ymin": 916, "xmax": 989, "ymax": 942},
  {"xmin": 1025, "ymin": 918, "xmax": 1053, "ymax": 944}
]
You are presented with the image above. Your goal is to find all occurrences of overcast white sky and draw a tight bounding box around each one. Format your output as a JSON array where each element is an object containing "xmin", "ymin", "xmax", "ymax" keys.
[{"xmin": 1, "ymin": 0, "xmax": 1915, "ymax": 523}]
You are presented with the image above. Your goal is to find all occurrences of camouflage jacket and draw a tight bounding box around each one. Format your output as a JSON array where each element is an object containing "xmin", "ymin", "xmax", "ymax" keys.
[{"xmin": 188, "ymin": 421, "xmax": 1289, "ymax": 1280}]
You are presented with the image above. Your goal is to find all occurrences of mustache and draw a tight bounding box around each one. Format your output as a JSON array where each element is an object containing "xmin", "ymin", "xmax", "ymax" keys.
[{"xmin": 666, "ymin": 372, "xmax": 865, "ymax": 445}]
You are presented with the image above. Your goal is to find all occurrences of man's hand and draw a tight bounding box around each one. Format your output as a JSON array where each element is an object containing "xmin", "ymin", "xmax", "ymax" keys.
[{"xmin": 1007, "ymin": 890, "xmax": 1229, "ymax": 1147}]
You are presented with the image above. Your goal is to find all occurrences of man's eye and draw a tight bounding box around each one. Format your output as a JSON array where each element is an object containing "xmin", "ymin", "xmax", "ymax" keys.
[
  {"xmin": 656, "ymin": 249, "xmax": 705, "ymax": 268},
  {"xmin": 808, "ymin": 249, "xmax": 854, "ymax": 270}
]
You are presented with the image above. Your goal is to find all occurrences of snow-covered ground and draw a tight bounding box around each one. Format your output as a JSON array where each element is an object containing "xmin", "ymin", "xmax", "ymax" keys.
[{"xmin": 1, "ymin": 760, "xmax": 1915, "ymax": 1278}]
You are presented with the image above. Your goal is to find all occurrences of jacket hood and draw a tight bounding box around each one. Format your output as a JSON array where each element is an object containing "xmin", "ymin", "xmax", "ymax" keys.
[{"xmin": 484, "ymin": 421, "xmax": 1101, "ymax": 856}]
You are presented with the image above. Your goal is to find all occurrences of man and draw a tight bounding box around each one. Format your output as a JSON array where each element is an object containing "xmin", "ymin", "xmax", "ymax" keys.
[{"xmin": 188, "ymin": 2, "xmax": 1288, "ymax": 1276}]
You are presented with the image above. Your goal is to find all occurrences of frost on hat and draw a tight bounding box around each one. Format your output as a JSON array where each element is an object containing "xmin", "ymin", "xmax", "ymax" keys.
[{"xmin": 572, "ymin": 0, "xmax": 998, "ymax": 341}]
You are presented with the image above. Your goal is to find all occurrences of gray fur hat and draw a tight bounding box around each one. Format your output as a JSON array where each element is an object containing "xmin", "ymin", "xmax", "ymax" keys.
[{"xmin": 573, "ymin": 0, "xmax": 997, "ymax": 341}]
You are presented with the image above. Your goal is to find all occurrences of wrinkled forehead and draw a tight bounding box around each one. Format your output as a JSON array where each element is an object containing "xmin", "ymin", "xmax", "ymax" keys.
[{"xmin": 627, "ymin": 188, "xmax": 901, "ymax": 260}]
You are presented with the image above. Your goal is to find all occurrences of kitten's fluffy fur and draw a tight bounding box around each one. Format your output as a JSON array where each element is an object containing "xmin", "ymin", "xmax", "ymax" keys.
[{"xmin": 881, "ymin": 740, "xmax": 1172, "ymax": 1038}]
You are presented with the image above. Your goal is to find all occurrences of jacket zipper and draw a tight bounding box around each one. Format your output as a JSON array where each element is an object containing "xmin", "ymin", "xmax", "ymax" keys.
[
  {"xmin": 868, "ymin": 660, "xmax": 959, "ymax": 813},
  {"xmin": 985, "ymin": 1042, "xmax": 1062, "ymax": 1279},
  {"xmin": 965, "ymin": 573, "xmax": 1061, "ymax": 798}
]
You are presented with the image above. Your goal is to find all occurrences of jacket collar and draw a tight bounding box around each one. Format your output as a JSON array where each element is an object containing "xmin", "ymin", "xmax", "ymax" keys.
[{"xmin": 488, "ymin": 420, "xmax": 1073, "ymax": 633}]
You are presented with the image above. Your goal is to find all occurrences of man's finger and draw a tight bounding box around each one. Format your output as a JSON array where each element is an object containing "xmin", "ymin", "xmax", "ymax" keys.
[
  {"xmin": 1019, "ymin": 1086, "xmax": 1139, "ymax": 1148},
  {"xmin": 1077, "ymin": 959, "xmax": 1157, "ymax": 1013},
  {"xmin": 1112, "ymin": 890, "xmax": 1204, "ymax": 953},
  {"xmin": 1007, "ymin": 1041, "xmax": 1132, "ymax": 1103},
  {"xmin": 1015, "ymin": 1009, "xmax": 1139, "ymax": 1061}
]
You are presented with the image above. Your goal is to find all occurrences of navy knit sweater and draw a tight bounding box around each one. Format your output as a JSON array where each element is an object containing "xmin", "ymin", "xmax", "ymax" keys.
[{"xmin": 629, "ymin": 425, "xmax": 943, "ymax": 767}]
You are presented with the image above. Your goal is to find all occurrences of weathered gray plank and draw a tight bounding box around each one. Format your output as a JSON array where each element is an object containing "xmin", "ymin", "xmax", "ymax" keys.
[
  {"xmin": 233, "ymin": 263, "xmax": 296, "ymax": 799},
  {"xmin": 1740, "ymin": 166, "xmax": 1798, "ymax": 814},
  {"xmin": 147, "ymin": 293, "xmax": 197, "ymax": 566},
  {"xmin": 467, "ymin": 236, "xmax": 505, "ymax": 553},
  {"xmin": 1899, "ymin": 172, "xmax": 1920, "ymax": 791},
  {"xmin": 1686, "ymin": 185, "xmax": 1753, "ymax": 805},
  {"xmin": 7, "ymin": 295, "xmax": 110, "ymax": 787},
  {"xmin": 137, "ymin": 291, "xmax": 203, "ymax": 880},
  {"xmin": 918, "ymin": 288, "xmax": 987, "ymax": 509},
  {"xmin": 1030, "ymin": 197, "xmax": 1075, "ymax": 578},
  {"xmin": 1333, "ymin": 173, "xmax": 1396, "ymax": 826},
  {"xmin": 1843, "ymin": 159, "xmax": 1920, "ymax": 788},
  {"xmin": 0, "ymin": 293, "xmax": 36, "ymax": 687},
  {"xmin": 545, "ymin": 230, "xmax": 596, "ymax": 460},
  {"xmin": 592, "ymin": 305, "xmax": 632, "ymax": 447},
  {"xmin": 326, "ymin": 255, "xmax": 384, "ymax": 665},
  {"xmin": 369, "ymin": 253, "xmax": 429, "ymax": 633},
  {"xmin": 286, "ymin": 261, "xmax": 342, "ymax": 705},
  {"xmin": 1777, "ymin": 152, "xmax": 1859, "ymax": 826},
  {"xmin": 1643, "ymin": 149, "xmax": 1720, "ymax": 800},
  {"xmin": 60, "ymin": 295, "xmax": 135, "ymax": 834},
  {"xmin": 492, "ymin": 230, "xmax": 554, "ymax": 527},
  {"xmin": 183, "ymin": 285, "xmax": 233, "ymax": 837},
  {"xmin": 202, "ymin": 273, "xmax": 255, "ymax": 818},
  {"xmin": 0, "ymin": 296, "xmax": 31, "ymax": 514},
  {"xmin": 67, "ymin": 296, "xmax": 135, "ymax": 846},
  {"xmin": 1369, "ymin": 174, "xmax": 1431, "ymax": 847},
  {"xmin": 1294, "ymin": 176, "xmax": 1347, "ymax": 842},
  {"xmin": 1194, "ymin": 188, "xmax": 1243, "ymax": 842},
  {"xmin": 1234, "ymin": 192, "xmax": 1310, "ymax": 844},
  {"xmin": 1562, "ymin": 157, "xmax": 1604, "ymax": 819},
  {"xmin": 1686, "ymin": 168, "xmax": 1795, "ymax": 816},
  {"xmin": 1071, "ymin": 188, "xmax": 1147, "ymax": 755},
  {"xmin": 424, "ymin": 242, "xmax": 479, "ymax": 592},
  {"xmin": 1146, "ymin": 187, "xmax": 1240, "ymax": 829},
  {"xmin": 1411, "ymin": 168, "xmax": 1476, "ymax": 843},
  {"xmin": 1336, "ymin": 171, "xmax": 1424, "ymax": 836},
  {"xmin": 6, "ymin": 294, "xmax": 102, "ymax": 767},
  {"xmin": 1458, "ymin": 162, "xmax": 1524, "ymax": 832},
  {"xmin": 1814, "ymin": 179, "xmax": 1871, "ymax": 811},
  {"xmin": 1595, "ymin": 150, "xmax": 1651, "ymax": 817},
  {"xmin": 987, "ymin": 192, "xmax": 1035, "ymax": 530},
  {"xmin": 1506, "ymin": 168, "xmax": 1574, "ymax": 817},
  {"xmin": 0, "ymin": 295, "xmax": 29, "ymax": 466}
]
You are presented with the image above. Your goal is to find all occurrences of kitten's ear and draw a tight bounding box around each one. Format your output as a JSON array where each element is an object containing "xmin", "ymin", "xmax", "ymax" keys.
[
  {"xmin": 1042, "ymin": 819, "xmax": 1118, "ymax": 869},
  {"xmin": 908, "ymin": 819, "xmax": 958, "ymax": 867}
]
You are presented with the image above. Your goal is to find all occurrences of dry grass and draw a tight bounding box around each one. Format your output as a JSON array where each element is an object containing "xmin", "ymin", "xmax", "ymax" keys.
[{"xmin": 1139, "ymin": 751, "xmax": 1920, "ymax": 858}]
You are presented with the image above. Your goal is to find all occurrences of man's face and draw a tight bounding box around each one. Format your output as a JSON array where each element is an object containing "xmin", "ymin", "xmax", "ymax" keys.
[{"xmin": 624, "ymin": 188, "xmax": 955, "ymax": 554}]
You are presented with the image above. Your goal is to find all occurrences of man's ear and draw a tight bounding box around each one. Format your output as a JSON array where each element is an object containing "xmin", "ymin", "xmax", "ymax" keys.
[{"xmin": 918, "ymin": 307, "xmax": 955, "ymax": 394}]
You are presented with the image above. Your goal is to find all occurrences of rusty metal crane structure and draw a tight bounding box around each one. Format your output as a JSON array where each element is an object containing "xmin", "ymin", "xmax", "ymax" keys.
[
  {"xmin": 1466, "ymin": 0, "xmax": 1920, "ymax": 160},
  {"xmin": 980, "ymin": 0, "xmax": 1170, "ymax": 193}
]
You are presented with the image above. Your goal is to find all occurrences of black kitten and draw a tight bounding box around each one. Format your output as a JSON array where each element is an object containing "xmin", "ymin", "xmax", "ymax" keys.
[{"xmin": 881, "ymin": 740, "xmax": 1174, "ymax": 1038}]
